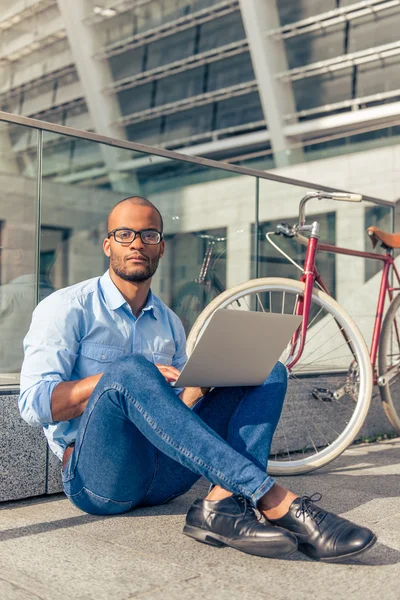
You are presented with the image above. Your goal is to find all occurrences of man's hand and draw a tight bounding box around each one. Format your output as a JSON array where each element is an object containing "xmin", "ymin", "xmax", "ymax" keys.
[
  {"xmin": 179, "ymin": 386, "xmax": 211, "ymax": 407},
  {"xmin": 155, "ymin": 364, "xmax": 210, "ymax": 408},
  {"xmin": 155, "ymin": 364, "xmax": 181, "ymax": 382}
]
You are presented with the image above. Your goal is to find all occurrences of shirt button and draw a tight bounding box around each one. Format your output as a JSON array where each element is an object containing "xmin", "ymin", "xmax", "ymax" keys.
[{"xmin": 101, "ymin": 354, "xmax": 106, "ymax": 359}]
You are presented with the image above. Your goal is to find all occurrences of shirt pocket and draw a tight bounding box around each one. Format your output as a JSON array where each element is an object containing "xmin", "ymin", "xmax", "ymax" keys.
[
  {"xmin": 78, "ymin": 342, "xmax": 124, "ymax": 376},
  {"xmin": 152, "ymin": 351, "xmax": 173, "ymax": 366}
]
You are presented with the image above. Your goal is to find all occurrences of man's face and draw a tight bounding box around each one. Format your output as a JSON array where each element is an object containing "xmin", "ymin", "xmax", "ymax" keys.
[{"xmin": 103, "ymin": 203, "xmax": 164, "ymax": 283}]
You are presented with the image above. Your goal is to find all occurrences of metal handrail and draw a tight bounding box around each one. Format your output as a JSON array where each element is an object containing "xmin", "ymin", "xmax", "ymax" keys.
[{"xmin": 0, "ymin": 109, "xmax": 392, "ymax": 207}]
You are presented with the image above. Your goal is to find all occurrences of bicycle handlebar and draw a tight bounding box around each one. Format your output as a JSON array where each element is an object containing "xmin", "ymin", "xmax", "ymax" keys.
[
  {"xmin": 329, "ymin": 192, "xmax": 362, "ymax": 202},
  {"xmin": 272, "ymin": 190, "xmax": 363, "ymax": 241},
  {"xmin": 274, "ymin": 223, "xmax": 309, "ymax": 246},
  {"xmin": 299, "ymin": 191, "xmax": 363, "ymax": 226}
]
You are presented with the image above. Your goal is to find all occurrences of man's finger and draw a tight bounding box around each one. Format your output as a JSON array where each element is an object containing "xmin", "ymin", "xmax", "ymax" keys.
[
  {"xmin": 155, "ymin": 364, "xmax": 181, "ymax": 381},
  {"xmin": 155, "ymin": 364, "xmax": 180, "ymax": 374}
]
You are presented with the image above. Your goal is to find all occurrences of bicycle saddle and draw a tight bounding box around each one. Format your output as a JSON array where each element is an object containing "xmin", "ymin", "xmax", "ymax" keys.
[{"xmin": 367, "ymin": 226, "xmax": 400, "ymax": 249}]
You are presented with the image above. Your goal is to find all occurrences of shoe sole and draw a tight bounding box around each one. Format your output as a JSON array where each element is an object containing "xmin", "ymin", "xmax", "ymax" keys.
[
  {"xmin": 300, "ymin": 534, "xmax": 377, "ymax": 562},
  {"xmin": 183, "ymin": 524, "xmax": 297, "ymax": 559}
]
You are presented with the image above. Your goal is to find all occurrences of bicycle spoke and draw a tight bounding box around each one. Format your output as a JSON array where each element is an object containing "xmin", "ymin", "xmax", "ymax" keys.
[
  {"xmin": 256, "ymin": 293, "xmax": 265, "ymax": 312},
  {"xmin": 279, "ymin": 423, "xmax": 293, "ymax": 461},
  {"xmin": 306, "ymin": 306, "xmax": 325, "ymax": 330},
  {"xmin": 303, "ymin": 314, "xmax": 337, "ymax": 347},
  {"xmin": 298, "ymin": 325, "xmax": 351, "ymax": 365},
  {"xmin": 289, "ymin": 370, "xmax": 354, "ymax": 415},
  {"xmin": 304, "ymin": 428, "xmax": 322, "ymax": 455},
  {"xmin": 288, "ymin": 374, "xmax": 346, "ymax": 437},
  {"xmin": 293, "ymin": 295, "xmax": 299, "ymax": 315},
  {"xmin": 285, "ymin": 384, "xmax": 335, "ymax": 447},
  {"xmin": 293, "ymin": 354, "xmax": 349, "ymax": 373}
]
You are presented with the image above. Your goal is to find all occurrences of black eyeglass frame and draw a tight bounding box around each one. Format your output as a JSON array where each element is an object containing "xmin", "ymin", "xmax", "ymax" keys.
[{"xmin": 107, "ymin": 228, "xmax": 163, "ymax": 245}]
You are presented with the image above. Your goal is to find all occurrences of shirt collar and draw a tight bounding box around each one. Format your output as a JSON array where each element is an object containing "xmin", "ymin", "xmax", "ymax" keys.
[{"xmin": 100, "ymin": 270, "xmax": 158, "ymax": 319}]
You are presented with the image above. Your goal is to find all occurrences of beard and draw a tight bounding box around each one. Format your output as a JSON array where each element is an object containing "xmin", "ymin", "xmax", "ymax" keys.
[{"xmin": 110, "ymin": 251, "xmax": 161, "ymax": 283}]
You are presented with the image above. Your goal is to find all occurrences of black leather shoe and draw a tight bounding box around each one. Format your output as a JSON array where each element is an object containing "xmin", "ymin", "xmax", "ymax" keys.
[
  {"xmin": 183, "ymin": 494, "xmax": 298, "ymax": 558},
  {"xmin": 269, "ymin": 493, "xmax": 377, "ymax": 562}
]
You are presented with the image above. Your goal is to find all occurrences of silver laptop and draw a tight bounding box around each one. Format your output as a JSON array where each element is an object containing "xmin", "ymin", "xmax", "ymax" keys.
[{"xmin": 172, "ymin": 309, "xmax": 302, "ymax": 388}]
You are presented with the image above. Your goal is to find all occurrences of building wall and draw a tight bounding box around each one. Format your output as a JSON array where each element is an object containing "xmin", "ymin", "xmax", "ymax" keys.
[{"xmin": 2, "ymin": 0, "xmax": 400, "ymax": 173}]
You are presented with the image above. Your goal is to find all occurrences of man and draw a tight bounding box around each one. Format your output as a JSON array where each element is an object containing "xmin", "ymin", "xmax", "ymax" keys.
[{"xmin": 19, "ymin": 196, "xmax": 376, "ymax": 561}]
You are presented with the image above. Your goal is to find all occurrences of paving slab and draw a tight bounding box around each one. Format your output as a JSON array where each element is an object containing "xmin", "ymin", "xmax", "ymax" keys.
[{"xmin": 0, "ymin": 439, "xmax": 399, "ymax": 600}]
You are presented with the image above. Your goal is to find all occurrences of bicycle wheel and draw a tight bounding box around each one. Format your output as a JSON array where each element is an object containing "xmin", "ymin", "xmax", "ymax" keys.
[
  {"xmin": 378, "ymin": 293, "xmax": 400, "ymax": 433},
  {"xmin": 187, "ymin": 278, "xmax": 372, "ymax": 475}
]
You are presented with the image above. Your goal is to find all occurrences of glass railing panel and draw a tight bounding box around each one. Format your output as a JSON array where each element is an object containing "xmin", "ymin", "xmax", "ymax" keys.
[
  {"xmin": 0, "ymin": 111, "xmax": 394, "ymax": 391},
  {"xmin": 40, "ymin": 131, "xmax": 257, "ymax": 335},
  {"xmin": 0, "ymin": 121, "xmax": 39, "ymax": 387}
]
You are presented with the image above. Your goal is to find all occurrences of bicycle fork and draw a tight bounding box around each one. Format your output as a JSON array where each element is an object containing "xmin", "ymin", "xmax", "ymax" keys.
[
  {"xmin": 287, "ymin": 221, "xmax": 361, "ymax": 402},
  {"xmin": 287, "ymin": 222, "xmax": 320, "ymax": 371}
]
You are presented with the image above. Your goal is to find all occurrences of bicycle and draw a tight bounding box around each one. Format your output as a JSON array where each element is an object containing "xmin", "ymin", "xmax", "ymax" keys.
[
  {"xmin": 172, "ymin": 232, "xmax": 227, "ymax": 335},
  {"xmin": 185, "ymin": 191, "xmax": 400, "ymax": 475}
]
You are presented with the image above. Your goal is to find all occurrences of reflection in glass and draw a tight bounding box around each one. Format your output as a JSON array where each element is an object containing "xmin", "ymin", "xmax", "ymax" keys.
[
  {"xmin": 41, "ymin": 133, "xmax": 250, "ymax": 340},
  {"xmin": 40, "ymin": 226, "xmax": 70, "ymax": 292},
  {"xmin": 169, "ymin": 228, "xmax": 227, "ymax": 334},
  {"xmin": 0, "ymin": 123, "xmax": 38, "ymax": 380}
]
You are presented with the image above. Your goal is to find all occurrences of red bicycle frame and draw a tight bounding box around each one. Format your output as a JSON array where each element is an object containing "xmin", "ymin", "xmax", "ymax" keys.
[{"xmin": 287, "ymin": 235, "xmax": 400, "ymax": 383}]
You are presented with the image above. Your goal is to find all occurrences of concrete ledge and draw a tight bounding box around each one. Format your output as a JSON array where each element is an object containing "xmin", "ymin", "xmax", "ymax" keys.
[
  {"xmin": 46, "ymin": 446, "xmax": 63, "ymax": 495},
  {"xmin": 0, "ymin": 395, "xmax": 48, "ymax": 502}
]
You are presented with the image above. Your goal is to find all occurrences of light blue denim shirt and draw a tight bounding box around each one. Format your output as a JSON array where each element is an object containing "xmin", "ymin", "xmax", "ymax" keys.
[{"xmin": 19, "ymin": 270, "xmax": 187, "ymax": 460}]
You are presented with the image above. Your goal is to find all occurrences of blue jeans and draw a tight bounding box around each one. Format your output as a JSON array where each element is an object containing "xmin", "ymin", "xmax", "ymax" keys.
[{"xmin": 62, "ymin": 355, "xmax": 287, "ymax": 515}]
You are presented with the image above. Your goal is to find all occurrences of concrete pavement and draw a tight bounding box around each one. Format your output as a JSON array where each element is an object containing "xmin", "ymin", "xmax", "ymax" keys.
[{"xmin": 0, "ymin": 438, "xmax": 399, "ymax": 600}]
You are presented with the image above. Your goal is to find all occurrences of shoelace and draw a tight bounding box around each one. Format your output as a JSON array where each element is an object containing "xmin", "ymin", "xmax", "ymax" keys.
[
  {"xmin": 295, "ymin": 492, "xmax": 327, "ymax": 528},
  {"xmin": 236, "ymin": 495, "xmax": 263, "ymax": 522}
]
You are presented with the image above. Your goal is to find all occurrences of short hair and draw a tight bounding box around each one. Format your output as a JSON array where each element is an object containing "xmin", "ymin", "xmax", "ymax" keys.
[{"xmin": 107, "ymin": 196, "xmax": 164, "ymax": 233}]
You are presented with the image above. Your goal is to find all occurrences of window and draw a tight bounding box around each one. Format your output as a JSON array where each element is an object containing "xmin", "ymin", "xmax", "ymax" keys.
[
  {"xmin": 293, "ymin": 69, "xmax": 352, "ymax": 111},
  {"xmin": 276, "ymin": 0, "xmax": 336, "ymax": 26}
]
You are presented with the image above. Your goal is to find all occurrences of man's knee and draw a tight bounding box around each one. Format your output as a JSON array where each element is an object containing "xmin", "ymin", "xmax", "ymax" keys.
[
  {"xmin": 103, "ymin": 353, "xmax": 159, "ymax": 384},
  {"xmin": 265, "ymin": 361, "xmax": 288, "ymax": 389}
]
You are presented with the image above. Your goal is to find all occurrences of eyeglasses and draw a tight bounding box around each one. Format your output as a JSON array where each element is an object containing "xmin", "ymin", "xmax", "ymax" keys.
[{"xmin": 107, "ymin": 228, "xmax": 163, "ymax": 245}]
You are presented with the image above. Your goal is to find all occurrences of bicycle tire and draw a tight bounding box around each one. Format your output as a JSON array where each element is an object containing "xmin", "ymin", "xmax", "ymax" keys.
[
  {"xmin": 187, "ymin": 277, "xmax": 373, "ymax": 475},
  {"xmin": 378, "ymin": 293, "xmax": 400, "ymax": 433}
]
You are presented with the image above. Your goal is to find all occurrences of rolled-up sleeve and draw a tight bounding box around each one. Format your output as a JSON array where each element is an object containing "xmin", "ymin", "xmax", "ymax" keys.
[{"xmin": 19, "ymin": 295, "xmax": 81, "ymax": 427}]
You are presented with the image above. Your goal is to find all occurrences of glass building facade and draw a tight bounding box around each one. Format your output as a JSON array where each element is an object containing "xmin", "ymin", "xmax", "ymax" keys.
[{"xmin": 1, "ymin": 0, "xmax": 400, "ymax": 182}]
